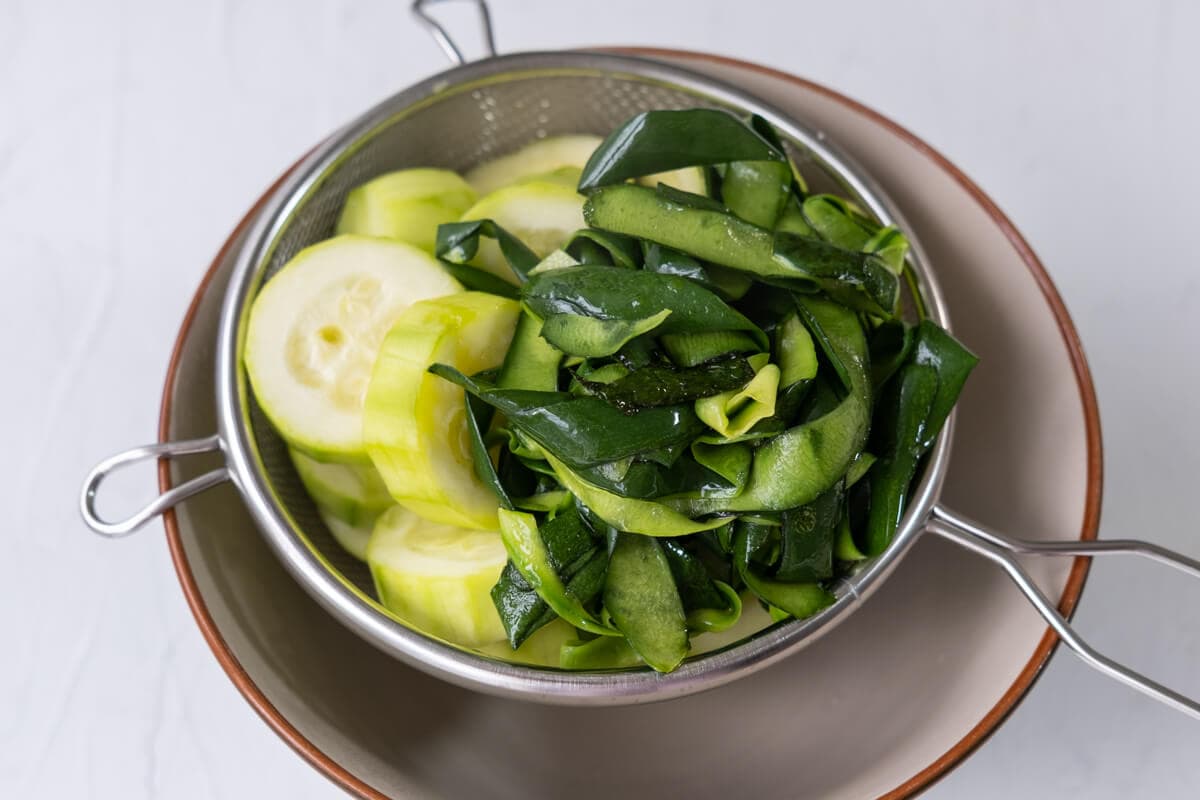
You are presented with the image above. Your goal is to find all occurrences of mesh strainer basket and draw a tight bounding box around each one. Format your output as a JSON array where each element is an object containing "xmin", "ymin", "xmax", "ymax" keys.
[{"xmin": 82, "ymin": 0, "xmax": 1200, "ymax": 714}]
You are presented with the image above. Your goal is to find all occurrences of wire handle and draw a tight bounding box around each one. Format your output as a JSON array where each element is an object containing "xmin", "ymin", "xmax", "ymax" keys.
[
  {"xmin": 411, "ymin": 0, "xmax": 497, "ymax": 65},
  {"xmin": 927, "ymin": 504, "xmax": 1200, "ymax": 720},
  {"xmin": 80, "ymin": 434, "xmax": 231, "ymax": 538}
]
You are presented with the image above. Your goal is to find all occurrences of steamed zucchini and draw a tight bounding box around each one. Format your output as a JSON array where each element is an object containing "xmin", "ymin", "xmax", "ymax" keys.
[
  {"xmin": 362, "ymin": 292, "xmax": 519, "ymax": 529},
  {"xmin": 336, "ymin": 168, "xmax": 476, "ymax": 253},
  {"xmin": 243, "ymin": 235, "xmax": 461, "ymax": 461},
  {"xmin": 368, "ymin": 506, "xmax": 508, "ymax": 646},
  {"xmin": 289, "ymin": 448, "xmax": 392, "ymax": 527},
  {"xmin": 465, "ymin": 135, "xmax": 601, "ymax": 195},
  {"xmin": 458, "ymin": 181, "xmax": 586, "ymax": 283},
  {"xmin": 319, "ymin": 508, "xmax": 377, "ymax": 562}
]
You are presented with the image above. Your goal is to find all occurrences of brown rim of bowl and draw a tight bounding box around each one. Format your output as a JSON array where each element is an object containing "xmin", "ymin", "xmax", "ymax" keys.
[
  {"xmin": 615, "ymin": 48, "xmax": 1104, "ymax": 799},
  {"xmin": 157, "ymin": 48, "xmax": 1102, "ymax": 800},
  {"xmin": 155, "ymin": 165, "xmax": 391, "ymax": 800}
]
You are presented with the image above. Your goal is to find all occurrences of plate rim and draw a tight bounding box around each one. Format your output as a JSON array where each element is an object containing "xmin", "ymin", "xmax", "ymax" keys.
[{"xmin": 157, "ymin": 48, "xmax": 1103, "ymax": 800}]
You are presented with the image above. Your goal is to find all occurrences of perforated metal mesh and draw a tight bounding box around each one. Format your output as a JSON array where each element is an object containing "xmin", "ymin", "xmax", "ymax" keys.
[{"xmin": 243, "ymin": 66, "xmax": 908, "ymax": 600}]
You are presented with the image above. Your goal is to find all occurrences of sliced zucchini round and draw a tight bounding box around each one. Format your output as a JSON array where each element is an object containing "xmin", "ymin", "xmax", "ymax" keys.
[
  {"xmin": 368, "ymin": 506, "xmax": 508, "ymax": 647},
  {"xmin": 318, "ymin": 507, "xmax": 378, "ymax": 562},
  {"xmin": 465, "ymin": 135, "xmax": 601, "ymax": 195},
  {"xmin": 459, "ymin": 180, "xmax": 586, "ymax": 282},
  {"xmin": 289, "ymin": 448, "xmax": 393, "ymax": 527},
  {"xmin": 335, "ymin": 168, "xmax": 476, "ymax": 253},
  {"xmin": 638, "ymin": 166, "xmax": 709, "ymax": 196},
  {"xmin": 363, "ymin": 292, "xmax": 519, "ymax": 529},
  {"xmin": 243, "ymin": 235, "xmax": 461, "ymax": 461},
  {"xmin": 515, "ymin": 166, "xmax": 582, "ymax": 189}
]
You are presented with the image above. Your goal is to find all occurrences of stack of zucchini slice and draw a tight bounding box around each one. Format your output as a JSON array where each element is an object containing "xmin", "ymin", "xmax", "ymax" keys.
[{"xmin": 244, "ymin": 110, "xmax": 976, "ymax": 671}]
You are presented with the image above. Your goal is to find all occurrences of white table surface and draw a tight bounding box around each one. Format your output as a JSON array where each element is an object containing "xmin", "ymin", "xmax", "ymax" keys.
[{"xmin": 4, "ymin": 0, "xmax": 1198, "ymax": 796}]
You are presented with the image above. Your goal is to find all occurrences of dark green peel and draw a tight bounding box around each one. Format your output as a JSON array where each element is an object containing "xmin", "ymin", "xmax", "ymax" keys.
[
  {"xmin": 734, "ymin": 523, "xmax": 835, "ymax": 619},
  {"xmin": 496, "ymin": 509, "xmax": 616, "ymax": 639},
  {"xmin": 641, "ymin": 241, "xmax": 756, "ymax": 301},
  {"xmin": 862, "ymin": 364, "xmax": 939, "ymax": 555},
  {"xmin": 524, "ymin": 265, "xmax": 769, "ymax": 355},
  {"xmin": 578, "ymin": 109, "xmax": 785, "ymax": 191},
  {"xmin": 437, "ymin": 260, "xmax": 521, "ymax": 299},
  {"xmin": 573, "ymin": 456, "xmax": 734, "ymax": 501},
  {"xmin": 411, "ymin": 109, "xmax": 977, "ymax": 673},
  {"xmin": 773, "ymin": 233, "xmax": 899, "ymax": 316},
  {"xmin": 775, "ymin": 482, "xmax": 843, "ymax": 583},
  {"xmin": 722, "ymin": 159, "xmax": 793, "ymax": 228},
  {"xmin": 577, "ymin": 358, "xmax": 756, "ymax": 414},
  {"xmin": 661, "ymin": 538, "xmax": 736, "ymax": 615},
  {"xmin": 585, "ymin": 184, "xmax": 898, "ymax": 315},
  {"xmin": 802, "ymin": 195, "xmax": 876, "ymax": 250},
  {"xmin": 564, "ymin": 229, "xmax": 643, "ymax": 269},
  {"xmin": 861, "ymin": 323, "xmax": 978, "ymax": 555},
  {"xmin": 462, "ymin": 391, "xmax": 512, "ymax": 510},
  {"xmin": 868, "ymin": 319, "xmax": 915, "ymax": 392},
  {"xmin": 909, "ymin": 321, "xmax": 980, "ymax": 449},
  {"xmin": 604, "ymin": 533, "xmax": 689, "ymax": 672},
  {"xmin": 430, "ymin": 365, "xmax": 706, "ymax": 470},
  {"xmin": 436, "ymin": 219, "xmax": 540, "ymax": 283}
]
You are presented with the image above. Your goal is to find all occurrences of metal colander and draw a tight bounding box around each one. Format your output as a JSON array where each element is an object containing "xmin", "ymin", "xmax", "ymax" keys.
[
  {"xmin": 83, "ymin": 0, "xmax": 1200, "ymax": 715},
  {"xmin": 238, "ymin": 61, "xmax": 931, "ymax": 601}
]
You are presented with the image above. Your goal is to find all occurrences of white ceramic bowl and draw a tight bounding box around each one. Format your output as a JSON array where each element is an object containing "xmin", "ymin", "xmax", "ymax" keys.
[{"xmin": 158, "ymin": 51, "xmax": 1100, "ymax": 798}]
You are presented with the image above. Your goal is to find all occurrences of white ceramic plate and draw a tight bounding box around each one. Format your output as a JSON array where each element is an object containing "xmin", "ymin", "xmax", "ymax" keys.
[{"xmin": 159, "ymin": 51, "xmax": 1101, "ymax": 799}]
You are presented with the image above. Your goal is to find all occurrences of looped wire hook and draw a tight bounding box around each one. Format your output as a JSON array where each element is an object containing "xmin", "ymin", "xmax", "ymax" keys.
[{"xmin": 411, "ymin": 0, "xmax": 497, "ymax": 65}]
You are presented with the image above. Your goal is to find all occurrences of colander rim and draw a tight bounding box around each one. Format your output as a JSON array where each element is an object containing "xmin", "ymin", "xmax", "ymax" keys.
[{"xmin": 212, "ymin": 50, "xmax": 955, "ymax": 705}]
